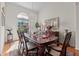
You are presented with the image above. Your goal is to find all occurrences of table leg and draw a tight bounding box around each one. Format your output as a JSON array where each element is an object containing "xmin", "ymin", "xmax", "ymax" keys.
[{"xmin": 37, "ymin": 45, "xmax": 45, "ymax": 56}]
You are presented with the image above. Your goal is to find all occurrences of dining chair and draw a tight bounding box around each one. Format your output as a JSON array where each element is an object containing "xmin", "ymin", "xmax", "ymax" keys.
[
  {"xmin": 21, "ymin": 32, "xmax": 38, "ymax": 56},
  {"xmin": 45, "ymin": 32, "xmax": 72, "ymax": 56},
  {"xmin": 17, "ymin": 30, "xmax": 24, "ymax": 55},
  {"xmin": 54, "ymin": 31, "xmax": 60, "ymax": 46}
]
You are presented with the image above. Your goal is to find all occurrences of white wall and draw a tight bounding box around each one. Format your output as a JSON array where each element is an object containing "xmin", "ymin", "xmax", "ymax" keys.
[
  {"xmin": 0, "ymin": 26, "xmax": 5, "ymax": 55},
  {"xmin": 38, "ymin": 2, "xmax": 76, "ymax": 47},
  {"xmin": 0, "ymin": 3, "xmax": 1, "ymax": 26},
  {"xmin": 0, "ymin": 2, "xmax": 5, "ymax": 55},
  {"xmin": 0, "ymin": 3, "xmax": 1, "ymax": 55},
  {"xmin": 5, "ymin": 3, "xmax": 38, "ymax": 41},
  {"xmin": 76, "ymin": 3, "xmax": 79, "ymax": 50}
]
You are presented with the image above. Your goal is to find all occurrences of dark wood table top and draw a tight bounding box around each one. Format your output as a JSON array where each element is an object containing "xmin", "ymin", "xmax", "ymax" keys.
[{"xmin": 24, "ymin": 33, "xmax": 58, "ymax": 45}]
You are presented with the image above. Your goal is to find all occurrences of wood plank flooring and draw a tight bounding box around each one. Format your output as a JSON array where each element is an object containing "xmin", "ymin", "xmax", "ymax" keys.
[{"xmin": 2, "ymin": 40, "xmax": 79, "ymax": 56}]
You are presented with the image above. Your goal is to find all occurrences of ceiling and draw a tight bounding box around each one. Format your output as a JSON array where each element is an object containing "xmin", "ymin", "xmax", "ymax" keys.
[
  {"xmin": 15, "ymin": 2, "xmax": 51, "ymax": 12},
  {"xmin": 7, "ymin": 2, "xmax": 74, "ymax": 13}
]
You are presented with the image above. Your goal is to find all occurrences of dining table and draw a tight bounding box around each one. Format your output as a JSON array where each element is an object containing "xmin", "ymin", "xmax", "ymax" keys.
[
  {"xmin": 24, "ymin": 32, "xmax": 58, "ymax": 55},
  {"xmin": 24, "ymin": 32, "xmax": 58, "ymax": 45}
]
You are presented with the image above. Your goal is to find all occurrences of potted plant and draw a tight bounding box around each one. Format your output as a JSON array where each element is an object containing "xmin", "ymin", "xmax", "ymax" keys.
[{"xmin": 35, "ymin": 22, "xmax": 40, "ymax": 28}]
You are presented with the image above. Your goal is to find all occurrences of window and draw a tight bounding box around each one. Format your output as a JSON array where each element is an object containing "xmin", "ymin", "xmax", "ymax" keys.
[{"xmin": 17, "ymin": 12, "xmax": 29, "ymax": 33}]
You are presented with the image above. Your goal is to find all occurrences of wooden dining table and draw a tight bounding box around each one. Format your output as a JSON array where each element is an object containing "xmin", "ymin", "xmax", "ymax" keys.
[
  {"xmin": 24, "ymin": 33, "xmax": 58, "ymax": 45},
  {"xmin": 24, "ymin": 33, "xmax": 58, "ymax": 55}
]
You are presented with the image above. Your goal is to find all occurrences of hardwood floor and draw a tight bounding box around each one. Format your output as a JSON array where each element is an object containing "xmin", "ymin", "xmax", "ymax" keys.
[
  {"xmin": 75, "ymin": 50, "xmax": 79, "ymax": 56},
  {"xmin": 2, "ymin": 40, "xmax": 18, "ymax": 56},
  {"xmin": 2, "ymin": 42, "xmax": 11, "ymax": 56},
  {"xmin": 2, "ymin": 40, "xmax": 79, "ymax": 56}
]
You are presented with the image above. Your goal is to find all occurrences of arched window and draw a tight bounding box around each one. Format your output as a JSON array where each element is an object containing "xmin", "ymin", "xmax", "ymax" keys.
[{"xmin": 17, "ymin": 12, "xmax": 29, "ymax": 33}]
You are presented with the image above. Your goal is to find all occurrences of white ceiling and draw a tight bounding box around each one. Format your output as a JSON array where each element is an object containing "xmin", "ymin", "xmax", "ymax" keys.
[
  {"xmin": 15, "ymin": 2, "xmax": 50, "ymax": 12},
  {"xmin": 8, "ymin": 2, "xmax": 74, "ymax": 13}
]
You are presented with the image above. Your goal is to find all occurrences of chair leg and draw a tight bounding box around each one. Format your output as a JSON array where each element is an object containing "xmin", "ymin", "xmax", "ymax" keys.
[
  {"xmin": 57, "ymin": 39, "xmax": 59, "ymax": 46},
  {"xmin": 46, "ymin": 46, "xmax": 51, "ymax": 52}
]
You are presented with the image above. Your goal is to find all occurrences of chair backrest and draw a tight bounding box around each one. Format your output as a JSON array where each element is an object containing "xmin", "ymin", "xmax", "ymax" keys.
[
  {"xmin": 21, "ymin": 32, "xmax": 29, "ymax": 48},
  {"xmin": 17, "ymin": 31, "xmax": 28, "ymax": 55},
  {"xmin": 17, "ymin": 30, "xmax": 23, "ymax": 41},
  {"xmin": 19, "ymin": 31, "xmax": 29, "ymax": 55},
  {"xmin": 60, "ymin": 32, "xmax": 72, "ymax": 56}
]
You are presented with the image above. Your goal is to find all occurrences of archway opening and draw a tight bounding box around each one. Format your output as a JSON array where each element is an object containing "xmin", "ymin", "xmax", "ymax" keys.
[{"xmin": 17, "ymin": 12, "xmax": 29, "ymax": 33}]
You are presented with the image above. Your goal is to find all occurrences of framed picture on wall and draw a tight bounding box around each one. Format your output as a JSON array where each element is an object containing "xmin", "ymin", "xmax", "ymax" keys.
[{"xmin": 44, "ymin": 17, "xmax": 59, "ymax": 31}]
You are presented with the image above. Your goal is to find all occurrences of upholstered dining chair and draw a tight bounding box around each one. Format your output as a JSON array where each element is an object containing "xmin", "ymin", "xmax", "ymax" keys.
[
  {"xmin": 45, "ymin": 32, "xmax": 72, "ymax": 56},
  {"xmin": 17, "ymin": 30, "xmax": 24, "ymax": 55},
  {"xmin": 21, "ymin": 32, "xmax": 38, "ymax": 56},
  {"xmin": 17, "ymin": 31, "xmax": 38, "ymax": 56}
]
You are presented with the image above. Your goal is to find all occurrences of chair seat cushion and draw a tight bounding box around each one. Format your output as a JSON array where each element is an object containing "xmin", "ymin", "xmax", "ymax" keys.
[
  {"xmin": 49, "ymin": 49, "xmax": 60, "ymax": 56},
  {"xmin": 49, "ymin": 44, "xmax": 62, "ymax": 51},
  {"xmin": 51, "ymin": 46, "xmax": 62, "ymax": 51},
  {"xmin": 45, "ymin": 45, "xmax": 61, "ymax": 56},
  {"xmin": 27, "ymin": 42, "xmax": 37, "ymax": 50}
]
